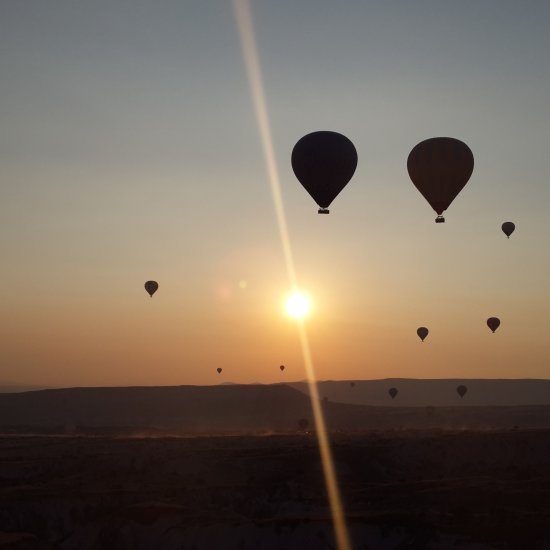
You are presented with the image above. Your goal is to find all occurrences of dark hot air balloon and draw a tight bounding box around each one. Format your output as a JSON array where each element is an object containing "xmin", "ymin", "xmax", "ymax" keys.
[
  {"xmin": 388, "ymin": 387, "xmax": 398, "ymax": 399},
  {"xmin": 217, "ymin": 368, "xmax": 222, "ymax": 374},
  {"xmin": 292, "ymin": 131, "xmax": 358, "ymax": 214},
  {"xmin": 417, "ymin": 327, "xmax": 429, "ymax": 342},
  {"xmin": 456, "ymin": 384, "xmax": 468, "ymax": 398},
  {"xmin": 298, "ymin": 418, "xmax": 309, "ymax": 431},
  {"xmin": 280, "ymin": 365, "xmax": 285, "ymax": 372},
  {"xmin": 350, "ymin": 382, "xmax": 356, "ymax": 388},
  {"xmin": 144, "ymin": 280, "xmax": 158, "ymax": 297},
  {"xmin": 502, "ymin": 222, "xmax": 515, "ymax": 238},
  {"xmin": 487, "ymin": 317, "xmax": 500, "ymax": 333},
  {"xmin": 407, "ymin": 137, "xmax": 474, "ymax": 223}
]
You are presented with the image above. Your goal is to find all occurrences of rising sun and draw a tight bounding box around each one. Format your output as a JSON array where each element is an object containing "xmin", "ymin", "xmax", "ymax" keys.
[{"xmin": 285, "ymin": 292, "xmax": 311, "ymax": 319}]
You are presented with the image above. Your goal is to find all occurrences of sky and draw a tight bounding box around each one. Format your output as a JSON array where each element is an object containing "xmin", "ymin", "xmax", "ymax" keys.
[{"xmin": 1, "ymin": 1, "xmax": 549, "ymax": 387}]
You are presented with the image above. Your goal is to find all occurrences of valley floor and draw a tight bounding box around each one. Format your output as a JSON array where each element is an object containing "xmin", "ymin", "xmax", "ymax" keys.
[{"xmin": 1, "ymin": 429, "xmax": 550, "ymax": 549}]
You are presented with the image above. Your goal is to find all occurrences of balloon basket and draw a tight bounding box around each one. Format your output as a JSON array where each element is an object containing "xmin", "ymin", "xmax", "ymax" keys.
[
  {"xmin": 318, "ymin": 208, "xmax": 330, "ymax": 214},
  {"xmin": 435, "ymin": 216, "xmax": 445, "ymax": 223}
]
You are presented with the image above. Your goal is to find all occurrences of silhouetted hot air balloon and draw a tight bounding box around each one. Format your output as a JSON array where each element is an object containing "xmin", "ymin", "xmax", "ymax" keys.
[
  {"xmin": 456, "ymin": 385, "xmax": 468, "ymax": 398},
  {"xmin": 217, "ymin": 368, "xmax": 222, "ymax": 374},
  {"xmin": 298, "ymin": 418, "xmax": 309, "ymax": 431},
  {"xmin": 502, "ymin": 222, "xmax": 515, "ymax": 238},
  {"xmin": 292, "ymin": 131, "xmax": 358, "ymax": 214},
  {"xmin": 144, "ymin": 280, "xmax": 158, "ymax": 297},
  {"xmin": 350, "ymin": 382, "xmax": 356, "ymax": 388},
  {"xmin": 280, "ymin": 365, "xmax": 285, "ymax": 372},
  {"xmin": 407, "ymin": 137, "xmax": 474, "ymax": 223},
  {"xmin": 417, "ymin": 327, "xmax": 429, "ymax": 342},
  {"xmin": 487, "ymin": 317, "xmax": 501, "ymax": 333},
  {"xmin": 388, "ymin": 387, "xmax": 398, "ymax": 399}
]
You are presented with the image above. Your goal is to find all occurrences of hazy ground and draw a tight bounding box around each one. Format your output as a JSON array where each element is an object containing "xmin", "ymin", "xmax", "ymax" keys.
[
  {"xmin": 1, "ymin": 430, "xmax": 550, "ymax": 549},
  {"xmin": 3, "ymin": 385, "xmax": 550, "ymax": 434}
]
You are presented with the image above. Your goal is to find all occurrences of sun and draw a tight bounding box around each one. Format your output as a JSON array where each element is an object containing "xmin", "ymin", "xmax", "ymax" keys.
[{"xmin": 285, "ymin": 292, "xmax": 311, "ymax": 319}]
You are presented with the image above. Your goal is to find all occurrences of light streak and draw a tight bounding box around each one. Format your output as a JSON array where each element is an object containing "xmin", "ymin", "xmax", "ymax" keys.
[{"xmin": 233, "ymin": 2, "xmax": 351, "ymax": 549}]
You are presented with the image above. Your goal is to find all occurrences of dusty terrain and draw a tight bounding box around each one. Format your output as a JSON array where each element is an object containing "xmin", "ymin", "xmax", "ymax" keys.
[{"xmin": 1, "ymin": 430, "xmax": 550, "ymax": 549}]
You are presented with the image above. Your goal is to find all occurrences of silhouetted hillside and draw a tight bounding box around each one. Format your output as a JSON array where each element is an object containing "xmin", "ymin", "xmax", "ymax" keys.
[
  {"xmin": 0, "ymin": 385, "xmax": 50, "ymax": 393},
  {"xmin": 290, "ymin": 378, "xmax": 550, "ymax": 407},
  {"xmin": 2, "ymin": 384, "xmax": 550, "ymax": 434},
  {"xmin": 0, "ymin": 385, "xmax": 312, "ymax": 433}
]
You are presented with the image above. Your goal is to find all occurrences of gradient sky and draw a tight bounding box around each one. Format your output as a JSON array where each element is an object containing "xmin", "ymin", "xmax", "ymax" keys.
[{"xmin": 1, "ymin": 1, "xmax": 549, "ymax": 387}]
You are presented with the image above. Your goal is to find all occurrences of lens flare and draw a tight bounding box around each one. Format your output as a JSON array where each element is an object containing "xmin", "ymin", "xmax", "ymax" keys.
[{"xmin": 233, "ymin": 2, "xmax": 351, "ymax": 549}]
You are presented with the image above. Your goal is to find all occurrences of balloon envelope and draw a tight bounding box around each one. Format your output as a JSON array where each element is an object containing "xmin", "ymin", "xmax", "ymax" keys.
[
  {"xmin": 487, "ymin": 317, "xmax": 501, "ymax": 333},
  {"xmin": 144, "ymin": 280, "xmax": 158, "ymax": 297},
  {"xmin": 216, "ymin": 368, "xmax": 222, "ymax": 374},
  {"xmin": 457, "ymin": 384, "xmax": 468, "ymax": 398},
  {"xmin": 407, "ymin": 137, "xmax": 474, "ymax": 219},
  {"xmin": 388, "ymin": 387, "xmax": 398, "ymax": 399},
  {"xmin": 292, "ymin": 131, "xmax": 358, "ymax": 212},
  {"xmin": 350, "ymin": 382, "xmax": 355, "ymax": 388},
  {"xmin": 417, "ymin": 327, "xmax": 429, "ymax": 341},
  {"xmin": 280, "ymin": 365, "xmax": 285, "ymax": 372},
  {"xmin": 502, "ymin": 222, "xmax": 515, "ymax": 238}
]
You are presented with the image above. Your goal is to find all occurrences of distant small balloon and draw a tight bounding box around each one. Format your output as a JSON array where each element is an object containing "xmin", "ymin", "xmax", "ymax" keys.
[
  {"xmin": 144, "ymin": 280, "xmax": 158, "ymax": 297},
  {"xmin": 280, "ymin": 365, "xmax": 285, "ymax": 372},
  {"xmin": 501, "ymin": 222, "xmax": 515, "ymax": 238},
  {"xmin": 350, "ymin": 382, "xmax": 356, "ymax": 388},
  {"xmin": 417, "ymin": 327, "xmax": 429, "ymax": 342},
  {"xmin": 456, "ymin": 384, "xmax": 468, "ymax": 398},
  {"xmin": 217, "ymin": 368, "xmax": 222, "ymax": 374},
  {"xmin": 487, "ymin": 317, "xmax": 501, "ymax": 333},
  {"xmin": 388, "ymin": 387, "xmax": 398, "ymax": 399}
]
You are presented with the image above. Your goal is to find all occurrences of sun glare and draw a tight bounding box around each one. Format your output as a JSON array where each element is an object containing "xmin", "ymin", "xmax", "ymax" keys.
[{"xmin": 286, "ymin": 292, "xmax": 311, "ymax": 319}]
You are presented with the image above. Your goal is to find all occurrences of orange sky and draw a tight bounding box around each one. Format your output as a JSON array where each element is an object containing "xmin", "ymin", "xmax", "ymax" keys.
[{"xmin": 1, "ymin": 2, "xmax": 549, "ymax": 386}]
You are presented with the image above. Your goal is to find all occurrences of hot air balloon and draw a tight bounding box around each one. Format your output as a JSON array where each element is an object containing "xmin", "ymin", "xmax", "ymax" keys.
[
  {"xmin": 502, "ymin": 222, "xmax": 515, "ymax": 238},
  {"xmin": 388, "ymin": 387, "xmax": 398, "ymax": 399},
  {"xmin": 216, "ymin": 368, "xmax": 222, "ymax": 374},
  {"xmin": 487, "ymin": 317, "xmax": 500, "ymax": 333},
  {"xmin": 350, "ymin": 382, "xmax": 356, "ymax": 388},
  {"xmin": 291, "ymin": 131, "xmax": 358, "ymax": 214},
  {"xmin": 407, "ymin": 137, "xmax": 474, "ymax": 223},
  {"xmin": 298, "ymin": 418, "xmax": 309, "ymax": 431},
  {"xmin": 280, "ymin": 365, "xmax": 285, "ymax": 372},
  {"xmin": 144, "ymin": 280, "xmax": 158, "ymax": 297},
  {"xmin": 456, "ymin": 384, "xmax": 468, "ymax": 398},
  {"xmin": 417, "ymin": 327, "xmax": 429, "ymax": 342}
]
